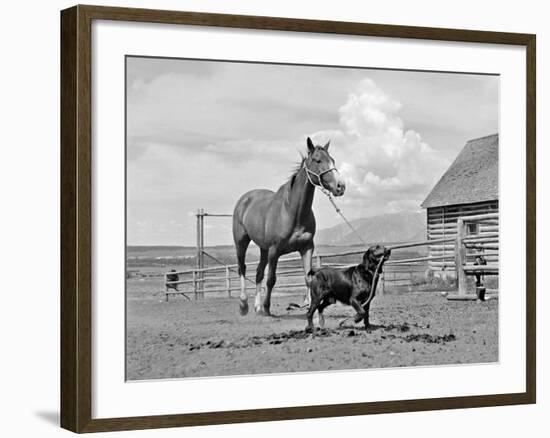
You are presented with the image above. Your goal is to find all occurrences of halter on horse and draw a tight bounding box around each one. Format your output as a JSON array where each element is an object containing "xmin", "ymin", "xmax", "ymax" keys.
[{"xmin": 232, "ymin": 137, "xmax": 345, "ymax": 316}]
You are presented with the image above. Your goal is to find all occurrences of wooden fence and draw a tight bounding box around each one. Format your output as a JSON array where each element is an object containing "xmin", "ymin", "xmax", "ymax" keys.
[
  {"xmin": 447, "ymin": 212, "xmax": 499, "ymax": 300},
  {"xmin": 163, "ymin": 213, "xmax": 499, "ymax": 302},
  {"xmin": 163, "ymin": 238, "xmax": 459, "ymax": 301}
]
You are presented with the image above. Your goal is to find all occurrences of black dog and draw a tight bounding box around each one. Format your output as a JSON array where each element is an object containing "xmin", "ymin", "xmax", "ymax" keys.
[{"xmin": 306, "ymin": 245, "xmax": 391, "ymax": 331}]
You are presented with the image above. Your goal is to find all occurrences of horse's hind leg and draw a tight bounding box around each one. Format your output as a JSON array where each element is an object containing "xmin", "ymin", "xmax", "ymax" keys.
[
  {"xmin": 254, "ymin": 249, "xmax": 268, "ymax": 313},
  {"xmin": 234, "ymin": 232, "xmax": 251, "ymax": 316}
]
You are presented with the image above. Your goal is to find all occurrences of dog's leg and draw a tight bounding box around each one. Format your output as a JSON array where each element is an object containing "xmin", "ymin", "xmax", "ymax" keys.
[
  {"xmin": 317, "ymin": 298, "xmax": 331, "ymax": 329},
  {"xmin": 351, "ymin": 298, "xmax": 366, "ymax": 323},
  {"xmin": 318, "ymin": 312, "xmax": 325, "ymax": 329},
  {"xmin": 362, "ymin": 301, "xmax": 371, "ymax": 328},
  {"xmin": 306, "ymin": 293, "xmax": 320, "ymax": 332}
]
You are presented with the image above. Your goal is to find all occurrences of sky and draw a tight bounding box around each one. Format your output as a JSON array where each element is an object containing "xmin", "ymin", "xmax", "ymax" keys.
[{"xmin": 126, "ymin": 56, "xmax": 498, "ymax": 246}]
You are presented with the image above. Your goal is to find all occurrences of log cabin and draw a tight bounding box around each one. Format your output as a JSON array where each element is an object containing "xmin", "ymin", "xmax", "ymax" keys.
[{"xmin": 421, "ymin": 134, "xmax": 498, "ymax": 278}]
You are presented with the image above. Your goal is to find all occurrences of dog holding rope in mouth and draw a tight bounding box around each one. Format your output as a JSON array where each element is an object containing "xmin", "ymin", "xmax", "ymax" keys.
[{"xmin": 306, "ymin": 245, "xmax": 391, "ymax": 331}]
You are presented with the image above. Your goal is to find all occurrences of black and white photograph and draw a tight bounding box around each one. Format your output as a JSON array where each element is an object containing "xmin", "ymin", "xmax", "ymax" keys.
[
  {"xmin": 1, "ymin": 0, "xmax": 544, "ymax": 435},
  {"xmin": 125, "ymin": 56, "xmax": 500, "ymax": 380}
]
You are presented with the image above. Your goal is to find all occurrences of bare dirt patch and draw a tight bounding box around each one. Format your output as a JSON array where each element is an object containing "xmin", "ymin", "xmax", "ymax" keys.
[{"xmin": 126, "ymin": 292, "xmax": 498, "ymax": 380}]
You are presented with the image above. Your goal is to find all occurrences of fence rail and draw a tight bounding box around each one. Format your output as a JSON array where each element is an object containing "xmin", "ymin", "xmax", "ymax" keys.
[
  {"xmin": 162, "ymin": 212, "xmax": 498, "ymax": 301},
  {"xmin": 449, "ymin": 214, "xmax": 500, "ymax": 300}
]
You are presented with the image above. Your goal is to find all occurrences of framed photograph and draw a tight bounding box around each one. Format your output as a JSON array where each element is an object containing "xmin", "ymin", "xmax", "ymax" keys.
[{"xmin": 60, "ymin": 5, "xmax": 536, "ymax": 433}]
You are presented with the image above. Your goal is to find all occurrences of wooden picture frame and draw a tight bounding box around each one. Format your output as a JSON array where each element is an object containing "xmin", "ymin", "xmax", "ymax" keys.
[{"xmin": 60, "ymin": 4, "xmax": 536, "ymax": 433}]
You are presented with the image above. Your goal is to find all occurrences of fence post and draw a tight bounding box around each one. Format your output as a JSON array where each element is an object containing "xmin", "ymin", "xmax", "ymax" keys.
[
  {"xmin": 380, "ymin": 272, "xmax": 385, "ymax": 296},
  {"xmin": 196, "ymin": 209, "xmax": 201, "ymax": 299},
  {"xmin": 201, "ymin": 209, "xmax": 205, "ymax": 299},
  {"xmin": 164, "ymin": 273, "xmax": 169, "ymax": 302},
  {"xmin": 455, "ymin": 217, "xmax": 467, "ymax": 296},
  {"xmin": 316, "ymin": 255, "xmax": 322, "ymax": 268},
  {"xmin": 192, "ymin": 270, "xmax": 197, "ymax": 300},
  {"xmin": 226, "ymin": 266, "xmax": 231, "ymax": 298}
]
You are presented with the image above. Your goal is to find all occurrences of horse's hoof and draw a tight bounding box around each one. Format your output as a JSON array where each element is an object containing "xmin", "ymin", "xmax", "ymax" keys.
[
  {"xmin": 239, "ymin": 300, "xmax": 249, "ymax": 316},
  {"xmin": 262, "ymin": 306, "xmax": 271, "ymax": 316},
  {"xmin": 305, "ymin": 326, "xmax": 313, "ymax": 333},
  {"xmin": 254, "ymin": 305, "xmax": 263, "ymax": 314}
]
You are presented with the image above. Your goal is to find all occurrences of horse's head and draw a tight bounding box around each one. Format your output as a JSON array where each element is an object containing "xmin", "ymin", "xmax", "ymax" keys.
[{"xmin": 304, "ymin": 137, "xmax": 346, "ymax": 197}]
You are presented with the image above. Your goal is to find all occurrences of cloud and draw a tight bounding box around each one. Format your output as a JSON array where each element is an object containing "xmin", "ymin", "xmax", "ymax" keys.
[
  {"xmin": 126, "ymin": 62, "xmax": 346, "ymax": 152},
  {"xmin": 126, "ymin": 59, "xmax": 496, "ymax": 245},
  {"xmin": 126, "ymin": 137, "xmax": 308, "ymax": 246},
  {"xmin": 309, "ymin": 78, "xmax": 450, "ymax": 219},
  {"xmin": 127, "ymin": 77, "xmax": 449, "ymax": 244}
]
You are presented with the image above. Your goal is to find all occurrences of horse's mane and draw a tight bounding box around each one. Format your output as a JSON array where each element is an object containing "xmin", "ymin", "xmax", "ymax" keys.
[{"xmin": 288, "ymin": 154, "xmax": 306, "ymax": 188}]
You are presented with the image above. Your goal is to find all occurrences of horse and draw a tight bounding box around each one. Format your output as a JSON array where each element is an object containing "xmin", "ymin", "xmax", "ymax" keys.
[{"xmin": 232, "ymin": 137, "xmax": 346, "ymax": 316}]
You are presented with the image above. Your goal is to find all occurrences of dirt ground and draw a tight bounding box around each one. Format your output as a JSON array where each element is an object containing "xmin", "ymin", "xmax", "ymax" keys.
[{"xmin": 126, "ymin": 291, "xmax": 498, "ymax": 380}]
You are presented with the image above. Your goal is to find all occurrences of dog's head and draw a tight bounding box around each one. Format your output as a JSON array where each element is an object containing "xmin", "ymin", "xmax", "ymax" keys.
[{"xmin": 362, "ymin": 245, "xmax": 391, "ymax": 272}]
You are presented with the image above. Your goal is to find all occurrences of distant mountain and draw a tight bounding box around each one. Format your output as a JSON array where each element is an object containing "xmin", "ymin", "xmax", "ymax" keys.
[{"xmin": 315, "ymin": 211, "xmax": 426, "ymax": 245}]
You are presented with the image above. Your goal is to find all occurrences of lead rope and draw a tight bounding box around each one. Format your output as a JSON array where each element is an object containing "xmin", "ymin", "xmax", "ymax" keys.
[
  {"xmin": 304, "ymin": 163, "xmax": 386, "ymax": 326},
  {"xmin": 304, "ymin": 165, "xmax": 369, "ymax": 246},
  {"xmin": 325, "ymin": 193, "xmax": 369, "ymax": 247}
]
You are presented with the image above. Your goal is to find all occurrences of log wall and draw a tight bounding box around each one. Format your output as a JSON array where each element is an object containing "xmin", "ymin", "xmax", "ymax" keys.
[{"xmin": 426, "ymin": 200, "xmax": 499, "ymax": 276}]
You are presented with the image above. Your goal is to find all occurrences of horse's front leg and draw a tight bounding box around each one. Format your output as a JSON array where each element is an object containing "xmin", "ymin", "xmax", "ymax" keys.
[
  {"xmin": 262, "ymin": 248, "xmax": 279, "ymax": 316},
  {"xmin": 300, "ymin": 245, "xmax": 314, "ymax": 308},
  {"xmin": 254, "ymin": 249, "xmax": 268, "ymax": 313}
]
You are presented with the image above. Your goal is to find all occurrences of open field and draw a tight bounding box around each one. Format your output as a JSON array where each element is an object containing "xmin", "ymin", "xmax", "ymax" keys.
[
  {"xmin": 126, "ymin": 243, "xmax": 428, "ymax": 270},
  {"xmin": 126, "ymin": 291, "xmax": 498, "ymax": 380}
]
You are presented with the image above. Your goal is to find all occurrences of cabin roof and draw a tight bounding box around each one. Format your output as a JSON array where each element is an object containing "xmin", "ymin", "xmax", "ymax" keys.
[{"xmin": 421, "ymin": 134, "xmax": 498, "ymax": 209}]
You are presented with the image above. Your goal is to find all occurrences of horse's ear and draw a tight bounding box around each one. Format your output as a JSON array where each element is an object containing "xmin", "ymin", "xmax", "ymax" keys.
[
  {"xmin": 323, "ymin": 140, "xmax": 331, "ymax": 151},
  {"xmin": 307, "ymin": 137, "xmax": 315, "ymax": 154}
]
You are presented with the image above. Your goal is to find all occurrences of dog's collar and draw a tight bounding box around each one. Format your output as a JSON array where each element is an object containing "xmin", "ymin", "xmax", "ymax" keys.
[
  {"xmin": 363, "ymin": 259, "xmax": 385, "ymax": 277},
  {"xmin": 359, "ymin": 264, "xmax": 378, "ymax": 278}
]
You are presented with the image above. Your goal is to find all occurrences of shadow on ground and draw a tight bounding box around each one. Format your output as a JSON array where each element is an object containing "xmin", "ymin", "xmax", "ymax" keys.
[{"xmin": 34, "ymin": 411, "xmax": 59, "ymax": 427}]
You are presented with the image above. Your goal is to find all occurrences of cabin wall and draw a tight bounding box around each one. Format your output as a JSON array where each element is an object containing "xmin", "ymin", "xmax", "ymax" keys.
[{"xmin": 426, "ymin": 200, "xmax": 499, "ymax": 277}]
